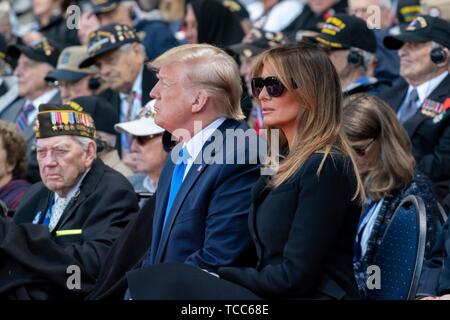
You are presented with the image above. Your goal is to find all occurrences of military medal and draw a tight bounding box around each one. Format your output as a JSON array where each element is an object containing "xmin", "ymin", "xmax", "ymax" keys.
[{"xmin": 51, "ymin": 112, "xmax": 58, "ymax": 131}]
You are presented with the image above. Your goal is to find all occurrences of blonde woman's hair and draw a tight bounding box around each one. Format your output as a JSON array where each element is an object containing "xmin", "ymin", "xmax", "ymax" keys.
[
  {"xmin": 343, "ymin": 93, "xmax": 415, "ymax": 200},
  {"xmin": 151, "ymin": 43, "xmax": 244, "ymax": 120},
  {"xmin": 251, "ymin": 42, "xmax": 364, "ymax": 201}
]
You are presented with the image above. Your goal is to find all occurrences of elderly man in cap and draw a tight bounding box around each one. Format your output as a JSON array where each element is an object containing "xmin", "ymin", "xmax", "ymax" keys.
[
  {"xmin": 67, "ymin": 95, "xmax": 132, "ymax": 177},
  {"xmin": 80, "ymin": 24, "xmax": 158, "ymax": 158},
  {"xmin": 91, "ymin": 0, "xmax": 178, "ymax": 60},
  {"xmin": 1, "ymin": 38, "xmax": 61, "ymax": 182},
  {"xmin": 347, "ymin": 0, "xmax": 401, "ymax": 91},
  {"xmin": 44, "ymin": 46, "xmax": 104, "ymax": 104},
  {"xmin": 315, "ymin": 14, "xmax": 390, "ymax": 96},
  {"xmin": 381, "ymin": 15, "xmax": 450, "ymax": 201},
  {"xmin": 0, "ymin": 103, "xmax": 139, "ymax": 299},
  {"xmin": 115, "ymin": 101, "xmax": 167, "ymax": 206}
]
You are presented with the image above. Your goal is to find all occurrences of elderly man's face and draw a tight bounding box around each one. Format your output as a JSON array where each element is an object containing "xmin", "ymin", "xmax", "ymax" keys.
[
  {"xmin": 14, "ymin": 55, "xmax": 52, "ymax": 99},
  {"xmin": 130, "ymin": 135, "xmax": 166, "ymax": 175},
  {"xmin": 399, "ymin": 42, "xmax": 436, "ymax": 84},
  {"xmin": 95, "ymin": 47, "xmax": 141, "ymax": 93},
  {"xmin": 326, "ymin": 48, "xmax": 351, "ymax": 77},
  {"xmin": 36, "ymin": 136, "xmax": 95, "ymax": 197},
  {"xmin": 57, "ymin": 77, "xmax": 92, "ymax": 103},
  {"xmin": 150, "ymin": 62, "xmax": 196, "ymax": 134}
]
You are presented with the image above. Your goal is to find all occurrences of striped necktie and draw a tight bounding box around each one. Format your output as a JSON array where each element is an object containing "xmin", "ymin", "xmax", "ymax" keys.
[{"xmin": 16, "ymin": 102, "xmax": 35, "ymax": 133}]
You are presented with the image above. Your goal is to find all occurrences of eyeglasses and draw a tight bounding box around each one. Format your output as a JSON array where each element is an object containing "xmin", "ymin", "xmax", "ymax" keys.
[
  {"xmin": 251, "ymin": 76, "xmax": 297, "ymax": 98},
  {"xmin": 352, "ymin": 139, "xmax": 375, "ymax": 157}
]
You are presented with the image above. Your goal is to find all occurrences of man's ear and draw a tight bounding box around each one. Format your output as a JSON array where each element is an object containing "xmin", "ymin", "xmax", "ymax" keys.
[
  {"xmin": 86, "ymin": 140, "xmax": 97, "ymax": 164},
  {"xmin": 191, "ymin": 90, "xmax": 208, "ymax": 113}
]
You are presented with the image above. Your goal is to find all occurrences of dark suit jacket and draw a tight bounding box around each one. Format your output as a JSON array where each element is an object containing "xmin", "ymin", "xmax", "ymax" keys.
[
  {"xmin": 417, "ymin": 217, "xmax": 450, "ymax": 296},
  {"xmin": 126, "ymin": 119, "xmax": 261, "ymax": 297},
  {"xmin": 380, "ymin": 74, "xmax": 450, "ymax": 198},
  {"xmin": 0, "ymin": 159, "xmax": 139, "ymax": 299},
  {"xmin": 218, "ymin": 152, "xmax": 362, "ymax": 299},
  {"xmin": 86, "ymin": 196, "xmax": 155, "ymax": 300}
]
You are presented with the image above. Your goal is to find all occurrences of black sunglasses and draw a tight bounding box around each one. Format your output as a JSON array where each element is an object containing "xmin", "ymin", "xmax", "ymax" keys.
[
  {"xmin": 135, "ymin": 133, "xmax": 162, "ymax": 146},
  {"xmin": 251, "ymin": 76, "xmax": 297, "ymax": 98},
  {"xmin": 352, "ymin": 139, "xmax": 375, "ymax": 157}
]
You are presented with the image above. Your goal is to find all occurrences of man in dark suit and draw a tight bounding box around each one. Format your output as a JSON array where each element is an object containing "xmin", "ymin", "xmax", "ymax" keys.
[
  {"xmin": 79, "ymin": 24, "xmax": 158, "ymax": 158},
  {"xmin": 121, "ymin": 43, "xmax": 260, "ymax": 299},
  {"xmin": 380, "ymin": 15, "xmax": 450, "ymax": 200},
  {"xmin": 0, "ymin": 103, "xmax": 139, "ymax": 299},
  {"xmin": 1, "ymin": 38, "xmax": 61, "ymax": 182},
  {"xmin": 314, "ymin": 14, "xmax": 391, "ymax": 97}
]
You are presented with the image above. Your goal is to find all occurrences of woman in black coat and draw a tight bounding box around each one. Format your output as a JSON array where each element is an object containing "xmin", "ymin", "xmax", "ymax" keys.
[{"xmin": 126, "ymin": 42, "xmax": 364, "ymax": 300}]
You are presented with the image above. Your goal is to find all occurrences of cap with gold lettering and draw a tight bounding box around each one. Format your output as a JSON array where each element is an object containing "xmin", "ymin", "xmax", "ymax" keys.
[
  {"xmin": 79, "ymin": 24, "xmax": 140, "ymax": 68},
  {"xmin": 315, "ymin": 14, "xmax": 377, "ymax": 53},
  {"xmin": 7, "ymin": 37, "xmax": 60, "ymax": 67},
  {"xmin": 384, "ymin": 15, "xmax": 450, "ymax": 50},
  {"xmin": 34, "ymin": 103, "xmax": 96, "ymax": 140}
]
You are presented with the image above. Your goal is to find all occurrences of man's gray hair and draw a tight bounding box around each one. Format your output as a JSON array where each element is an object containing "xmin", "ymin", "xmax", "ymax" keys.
[{"xmin": 72, "ymin": 136, "xmax": 97, "ymax": 156}]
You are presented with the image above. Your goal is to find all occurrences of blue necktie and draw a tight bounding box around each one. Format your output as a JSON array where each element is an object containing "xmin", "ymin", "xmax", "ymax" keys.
[
  {"xmin": 16, "ymin": 102, "xmax": 35, "ymax": 133},
  {"xmin": 162, "ymin": 147, "xmax": 188, "ymax": 228},
  {"xmin": 398, "ymin": 88, "xmax": 419, "ymax": 124}
]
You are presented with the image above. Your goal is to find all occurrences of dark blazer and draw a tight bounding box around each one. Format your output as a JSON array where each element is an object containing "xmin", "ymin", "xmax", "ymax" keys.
[
  {"xmin": 354, "ymin": 170, "xmax": 441, "ymax": 297},
  {"xmin": 86, "ymin": 196, "xmax": 156, "ymax": 300},
  {"xmin": 218, "ymin": 152, "xmax": 361, "ymax": 299},
  {"xmin": 417, "ymin": 217, "xmax": 450, "ymax": 297},
  {"xmin": 0, "ymin": 158, "xmax": 139, "ymax": 299},
  {"xmin": 379, "ymin": 74, "xmax": 450, "ymax": 198},
  {"xmin": 148, "ymin": 119, "xmax": 259, "ymax": 268},
  {"xmin": 126, "ymin": 119, "xmax": 261, "ymax": 297}
]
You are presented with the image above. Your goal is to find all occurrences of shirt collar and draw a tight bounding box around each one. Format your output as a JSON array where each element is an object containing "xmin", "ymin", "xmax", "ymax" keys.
[
  {"xmin": 143, "ymin": 175, "xmax": 157, "ymax": 193},
  {"xmin": 408, "ymin": 71, "xmax": 449, "ymax": 105},
  {"xmin": 183, "ymin": 117, "xmax": 226, "ymax": 163},
  {"xmin": 54, "ymin": 167, "xmax": 91, "ymax": 202},
  {"xmin": 28, "ymin": 89, "xmax": 58, "ymax": 108}
]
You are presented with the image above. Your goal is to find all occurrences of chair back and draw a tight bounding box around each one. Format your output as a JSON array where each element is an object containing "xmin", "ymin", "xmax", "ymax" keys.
[{"xmin": 367, "ymin": 195, "xmax": 427, "ymax": 300}]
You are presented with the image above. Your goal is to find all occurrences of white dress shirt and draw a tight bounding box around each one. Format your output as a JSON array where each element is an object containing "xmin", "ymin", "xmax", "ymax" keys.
[{"xmin": 182, "ymin": 117, "xmax": 226, "ymax": 180}]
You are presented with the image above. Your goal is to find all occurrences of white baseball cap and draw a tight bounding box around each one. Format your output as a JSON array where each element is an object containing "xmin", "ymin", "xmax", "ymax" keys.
[{"xmin": 114, "ymin": 100, "xmax": 165, "ymax": 137}]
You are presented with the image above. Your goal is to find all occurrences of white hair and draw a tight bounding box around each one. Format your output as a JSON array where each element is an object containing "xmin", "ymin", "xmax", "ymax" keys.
[{"xmin": 71, "ymin": 136, "xmax": 96, "ymax": 156}]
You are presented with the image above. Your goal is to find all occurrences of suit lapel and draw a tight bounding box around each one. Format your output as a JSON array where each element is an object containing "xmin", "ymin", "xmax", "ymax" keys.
[
  {"xmin": 53, "ymin": 159, "xmax": 103, "ymax": 230},
  {"xmin": 150, "ymin": 159, "xmax": 174, "ymax": 263},
  {"xmin": 392, "ymin": 82, "xmax": 408, "ymax": 113},
  {"xmin": 404, "ymin": 74, "xmax": 450, "ymax": 137},
  {"xmin": 404, "ymin": 112, "xmax": 429, "ymax": 137}
]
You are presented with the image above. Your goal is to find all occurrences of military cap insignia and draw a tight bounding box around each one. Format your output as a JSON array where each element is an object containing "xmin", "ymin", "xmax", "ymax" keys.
[
  {"xmin": 406, "ymin": 16, "xmax": 428, "ymax": 30},
  {"xmin": 35, "ymin": 106, "xmax": 96, "ymax": 139}
]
